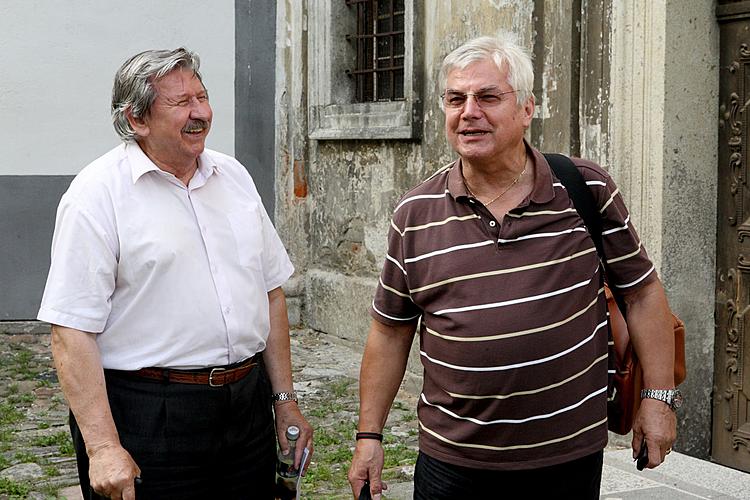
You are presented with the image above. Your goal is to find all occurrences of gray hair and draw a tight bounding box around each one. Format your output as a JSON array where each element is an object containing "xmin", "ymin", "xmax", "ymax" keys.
[
  {"xmin": 111, "ymin": 47, "xmax": 204, "ymax": 142},
  {"xmin": 439, "ymin": 34, "xmax": 534, "ymax": 107}
]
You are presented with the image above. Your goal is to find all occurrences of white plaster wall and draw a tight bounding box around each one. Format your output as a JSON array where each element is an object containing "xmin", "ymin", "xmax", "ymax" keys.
[{"xmin": 0, "ymin": 0, "xmax": 234, "ymax": 175}]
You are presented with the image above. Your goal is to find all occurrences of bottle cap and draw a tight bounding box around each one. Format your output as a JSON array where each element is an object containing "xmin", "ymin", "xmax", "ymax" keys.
[{"xmin": 287, "ymin": 425, "xmax": 300, "ymax": 440}]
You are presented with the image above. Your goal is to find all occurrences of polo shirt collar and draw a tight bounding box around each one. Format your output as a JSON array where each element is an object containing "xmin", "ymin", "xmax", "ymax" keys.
[
  {"xmin": 528, "ymin": 146, "xmax": 556, "ymax": 205},
  {"xmin": 446, "ymin": 158, "xmax": 468, "ymax": 200},
  {"xmin": 126, "ymin": 142, "xmax": 218, "ymax": 184},
  {"xmin": 446, "ymin": 141, "xmax": 556, "ymax": 206}
]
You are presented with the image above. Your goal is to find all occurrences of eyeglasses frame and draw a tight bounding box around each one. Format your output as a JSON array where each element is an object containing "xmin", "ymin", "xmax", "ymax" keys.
[{"xmin": 440, "ymin": 89, "xmax": 520, "ymax": 110}]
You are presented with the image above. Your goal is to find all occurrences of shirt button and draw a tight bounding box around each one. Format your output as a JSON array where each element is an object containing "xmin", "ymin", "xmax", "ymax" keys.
[
  {"xmin": 224, "ymin": 306, "xmax": 231, "ymax": 314},
  {"xmin": 489, "ymin": 220, "xmax": 496, "ymax": 227}
]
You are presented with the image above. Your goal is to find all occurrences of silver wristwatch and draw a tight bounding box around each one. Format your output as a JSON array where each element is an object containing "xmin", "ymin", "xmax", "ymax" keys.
[
  {"xmin": 271, "ymin": 391, "xmax": 298, "ymax": 403},
  {"xmin": 640, "ymin": 388, "xmax": 684, "ymax": 411}
]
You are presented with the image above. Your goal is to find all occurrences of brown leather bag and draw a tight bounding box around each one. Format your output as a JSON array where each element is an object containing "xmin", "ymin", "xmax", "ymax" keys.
[{"xmin": 605, "ymin": 285, "xmax": 687, "ymax": 434}]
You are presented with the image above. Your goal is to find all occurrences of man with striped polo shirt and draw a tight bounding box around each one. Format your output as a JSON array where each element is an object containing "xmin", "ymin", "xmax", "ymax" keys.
[{"xmin": 348, "ymin": 35, "xmax": 678, "ymax": 499}]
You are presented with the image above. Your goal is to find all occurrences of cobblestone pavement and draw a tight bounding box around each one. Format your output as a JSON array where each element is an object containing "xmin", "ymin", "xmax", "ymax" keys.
[
  {"xmin": 0, "ymin": 326, "xmax": 418, "ymax": 499},
  {"xmin": 0, "ymin": 327, "xmax": 79, "ymax": 499},
  {"xmin": 6, "ymin": 326, "xmax": 748, "ymax": 500}
]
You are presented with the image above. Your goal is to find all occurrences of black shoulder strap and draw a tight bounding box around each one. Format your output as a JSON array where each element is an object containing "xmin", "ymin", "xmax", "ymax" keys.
[{"xmin": 543, "ymin": 153, "xmax": 604, "ymax": 258}]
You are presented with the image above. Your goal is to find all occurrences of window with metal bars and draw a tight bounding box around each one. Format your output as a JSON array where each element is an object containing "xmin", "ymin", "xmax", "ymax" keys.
[
  {"xmin": 345, "ymin": 0, "xmax": 405, "ymax": 102},
  {"xmin": 307, "ymin": 0, "xmax": 419, "ymax": 139}
]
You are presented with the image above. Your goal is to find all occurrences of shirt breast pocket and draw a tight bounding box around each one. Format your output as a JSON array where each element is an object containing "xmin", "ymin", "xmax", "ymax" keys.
[{"xmin": 227, "ymin": 207, "xmax": 264, "ymax": 269}]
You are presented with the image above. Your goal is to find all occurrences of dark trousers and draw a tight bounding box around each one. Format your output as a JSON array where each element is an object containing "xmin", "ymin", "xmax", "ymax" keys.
[
  {"xmin": 70, "ymin": 362, "xmax": 276, "ymax": 500},
  {"xmin": 414, "ymin": 450, "xmax": 603, "ymax": 500}
]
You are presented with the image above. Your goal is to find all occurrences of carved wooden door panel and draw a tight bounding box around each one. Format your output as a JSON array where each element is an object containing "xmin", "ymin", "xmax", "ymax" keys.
[{"xmin": 715, "ymin": 1, "xmax": 750, "ymax": 473}]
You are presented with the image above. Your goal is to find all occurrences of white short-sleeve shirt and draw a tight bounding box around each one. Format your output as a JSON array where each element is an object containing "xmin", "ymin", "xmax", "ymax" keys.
[{"xmin": 38, "ymin": 143, "xmax": 294, "ymax": 370}]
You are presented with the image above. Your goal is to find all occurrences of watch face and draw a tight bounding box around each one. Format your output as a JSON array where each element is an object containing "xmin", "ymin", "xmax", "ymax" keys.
[{"xmin": 672, "ymin": 390, "xmax": 684, "ymax": 409}]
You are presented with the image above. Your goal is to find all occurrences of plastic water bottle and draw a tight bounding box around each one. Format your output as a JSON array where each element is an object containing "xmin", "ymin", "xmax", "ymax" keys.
[{"xmin": 274, "ymin": 425, "xmax": 300, "ymax": 500}]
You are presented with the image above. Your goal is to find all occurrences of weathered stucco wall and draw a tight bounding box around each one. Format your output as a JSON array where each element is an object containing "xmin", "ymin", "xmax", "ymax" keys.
[{"xmin": 660, "ymin": 0, "xmax": 718, "ymax": 458}]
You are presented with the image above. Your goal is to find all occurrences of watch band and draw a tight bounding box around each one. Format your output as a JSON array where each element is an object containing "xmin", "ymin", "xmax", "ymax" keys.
[
  {"xmin": 272, "ymin": 391, "xmax": 298, "ymax": 403},
  {"xmin": 640, "ymin": 388, "xmax": 683, "ymax": 411}
]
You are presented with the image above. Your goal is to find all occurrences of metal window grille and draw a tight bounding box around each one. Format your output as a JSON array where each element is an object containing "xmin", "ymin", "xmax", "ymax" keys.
[{"xmin": 345, "ymin": 0, "xmax": 405, "ymax": 102}]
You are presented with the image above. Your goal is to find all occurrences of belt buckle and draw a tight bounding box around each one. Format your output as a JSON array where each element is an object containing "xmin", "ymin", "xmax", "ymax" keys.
[{"xmin": 209, "ymin": 367, "xmax": 226, "ymax": 387}]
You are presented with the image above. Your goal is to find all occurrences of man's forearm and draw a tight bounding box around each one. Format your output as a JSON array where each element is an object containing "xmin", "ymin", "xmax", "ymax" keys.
[
  {"xmin": 623, "ymin": 279, "xmax": 675, "ymax": 388},
  {"xmin": 263, "ymin": 287, "xmax": 294, "ymax": 393},
  {"xmin": 358, "ymin": 319, "xmax": 416, "ymax": 432},
  {"xmin": 51, "ymin": 325, "xmax": 120, "ymax": 454},
  {"xmin": 263, "ymin": 286, "xmax": 314, "ymax": 468}
]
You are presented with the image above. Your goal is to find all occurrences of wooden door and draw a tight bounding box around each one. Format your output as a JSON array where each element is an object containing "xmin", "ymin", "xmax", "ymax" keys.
[{"xmin": 714, "ymin": 0, "xmax": 750, "ymax": 473}]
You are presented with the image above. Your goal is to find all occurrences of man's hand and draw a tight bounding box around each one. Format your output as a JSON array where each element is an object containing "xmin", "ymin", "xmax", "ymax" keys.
[
  {"xmin": 347, "ymin": 319, "xmax": 415, "ymax": 499},
  {"xmin": 348, "ymin": 439, "xmax": 386, "ymax": 500},
  {"xmin": 631, "ymin": 398, "xmax": 677, "ymax": 469},
  {"xmin": 274, "ymin": 401, "xmax": 314, "ymax": 473},
  {"xmin": 87, "ymin": 442, "xmax": 141, "ymax": 500}
]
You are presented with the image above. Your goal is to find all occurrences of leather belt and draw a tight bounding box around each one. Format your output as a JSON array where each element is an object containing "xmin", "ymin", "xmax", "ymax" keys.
[{"xmin": 122, "ymin": 353, "xmax": 260, "ymax": 387}]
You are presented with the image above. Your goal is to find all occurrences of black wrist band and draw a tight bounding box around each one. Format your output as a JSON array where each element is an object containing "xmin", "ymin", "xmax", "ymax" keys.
[{"xmin": 356, "ymin": 432, "xmax": 383, "ymax": 441}]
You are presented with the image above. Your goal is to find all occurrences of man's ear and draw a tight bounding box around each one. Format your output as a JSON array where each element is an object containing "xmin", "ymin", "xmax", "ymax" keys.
[
  {"xmin": 126, "ymin": 107, "xmax": 149, "ymax": 137},
  {"xmin": 521, "ymin": 95, "xmax": 535, "ymax": 128}
]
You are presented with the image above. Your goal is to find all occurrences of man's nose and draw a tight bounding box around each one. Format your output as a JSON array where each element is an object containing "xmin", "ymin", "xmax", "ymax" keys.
[
  {"xmin": 461, "ymin": 94, "xmax": 483, "ymax": 117},
  {"xmin": 190, "ymin": 98, "xmax": 211, "ymax": 119}
]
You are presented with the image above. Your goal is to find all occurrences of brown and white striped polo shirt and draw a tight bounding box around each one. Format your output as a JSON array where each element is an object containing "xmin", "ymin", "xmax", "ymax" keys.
[{"xmin": 371, "ymin": 145, "xmax": 657, "ymax": 470}]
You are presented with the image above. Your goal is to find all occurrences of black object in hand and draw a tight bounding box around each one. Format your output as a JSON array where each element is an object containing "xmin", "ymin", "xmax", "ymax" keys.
[
  {"xmin": 359, "ymin": 480, "xmax": 372, "ymax": 500},
  {"xmin": 636, "ymin": 441, "xmax": 648, "ymax": 471}
]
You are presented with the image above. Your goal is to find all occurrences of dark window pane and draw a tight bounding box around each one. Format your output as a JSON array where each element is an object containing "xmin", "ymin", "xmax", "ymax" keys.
[
  {"xmin": 377, "ymin": 36, "xmax": 391, "ymax": 59},
  {"xmin": 362, "ymin": 73, "xmax": 374, "ymax": 101},
  {"xmin": 394, "ymin": 68, "xmax": 404, "ymax": 99},
  {"xmin": 394, "ymin": 33, "xmax": 404, "ymax": 54},
  {"xmin": 347, "ymin": 0, "xmax": 405, "ymax": 102},
  {"xmin": 377, "ymin": 71, "xmax": 392, "ymax": 100},
  {"xmin": 377, "ymin": 17, "xmax": 390, "ymax": 34},
  {"xmin": 378, "ymin": 0, "xmax": 391, "ymax": 17},
  {"xmin": 394, "ymin": 13, "xmax": 404, "ymax": 31}
]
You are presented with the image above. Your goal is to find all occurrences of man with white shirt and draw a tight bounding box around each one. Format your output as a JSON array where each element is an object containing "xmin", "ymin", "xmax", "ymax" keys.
[{"xmin": 38, "ymin": 47, "xmax": 312, "ymax": 500}]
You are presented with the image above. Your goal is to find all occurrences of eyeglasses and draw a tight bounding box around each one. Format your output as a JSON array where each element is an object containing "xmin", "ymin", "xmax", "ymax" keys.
[{"xmin": 440, "ymin": 89, "xmax": 519, "ymax": 109}]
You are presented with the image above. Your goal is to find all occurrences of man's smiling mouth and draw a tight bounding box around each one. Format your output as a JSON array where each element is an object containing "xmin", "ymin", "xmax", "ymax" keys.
[{"xmin": 183, "ymin": 120, "xmax": 209, "ymax": 134}]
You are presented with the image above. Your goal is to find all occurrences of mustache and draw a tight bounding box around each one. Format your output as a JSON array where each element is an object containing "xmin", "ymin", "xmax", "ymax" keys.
[{"xmin": 182, "ymin": 119, "xmax": 210, "ymax": 132}]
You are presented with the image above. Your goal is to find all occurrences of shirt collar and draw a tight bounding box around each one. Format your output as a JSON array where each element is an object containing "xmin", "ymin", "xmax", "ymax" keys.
[
  {"xmin": 528, "ymin": 146, "xmax": 556, "ymax": 205},
  {"xmin": 126, "ymin": 142, "xmax": 219, "ymax": 184},
  {"xmin": 446, "ymin": 140, "xmax": 556, "ymax": 206},
  {"xmin": 191, "ymin": 150, "xmax": 220, "ymax": 187},
  {"xmin": 126, "ymin": 142, "xmax": 160, "ymax": 183},
  {"xmin": 446, "ymin": 158, "xmax": 467, "ymax": 199}
]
